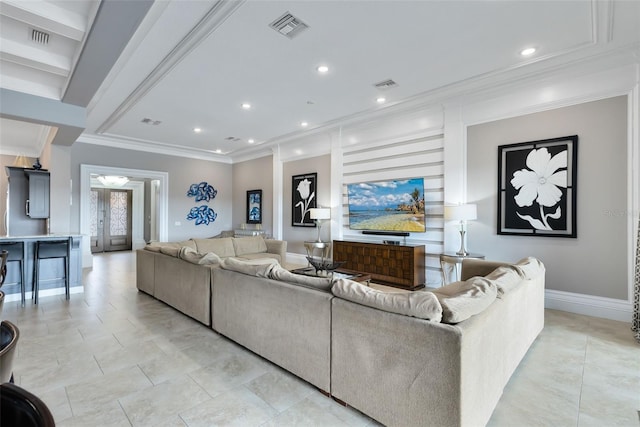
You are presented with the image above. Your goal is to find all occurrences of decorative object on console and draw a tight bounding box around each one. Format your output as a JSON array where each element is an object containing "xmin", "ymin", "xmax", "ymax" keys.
[
  {"xmin": 97, "ymin": 175, "xmax": 129, "ymax": 187},
  {"xmin": 292, "ymin": 173, "xmax": 317, "ymax": 227},
  {"xmin": 498, "ymin": 135, "xmax": 577, "ymax": 237},
  {"xmin": 187, "ymin": 181, "xmax": 217, "ymax": 202},
  {"xmin": 32, "ymin": 158, "xmax": 42, "ymax": 170},
  {"xmin": 186, "ymin": 205, "xmax": 217, "ymax": 225},
  {"xmin": 246, "ymin": 189, "xmax": 262, "ymax": 224},
  {"xmin": 444, "ymin": 203, "xmax": 477, "ymax": 256},
  {"xmin": 305, "ymin": 256, "xmax": 345, "ymax": 276},
  {"xmin": 309, "ymin": 207, "xmax": 330, "ymax": 242}
]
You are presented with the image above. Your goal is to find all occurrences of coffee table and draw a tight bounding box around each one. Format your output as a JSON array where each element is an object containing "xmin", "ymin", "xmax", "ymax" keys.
[{"xmin": 290, "ymin": 266, "xmax": 371, "ymax": 285}]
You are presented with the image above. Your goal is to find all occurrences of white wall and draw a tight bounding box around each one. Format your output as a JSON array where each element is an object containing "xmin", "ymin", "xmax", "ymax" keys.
[
  {"xmin": 442, "ymin": 63, "xmax": 639, "ymax": 322},
  {"xmin": 467, "ymin": 96, "xmax": 628, "ymax": 300}
]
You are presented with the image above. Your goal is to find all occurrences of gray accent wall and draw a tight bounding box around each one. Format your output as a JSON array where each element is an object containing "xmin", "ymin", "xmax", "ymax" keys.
[
  {"xmin": 232, "ymin": 155, "xmax": 273, "ymax": 234},
  {"xmin": 467, "ymin": 95, "xmax": 628, "ymax": 300},
  {"xmin": 283, "ymin": 154, "xmax": 331, "ymax": 255},
  {"xmin": 70, "ymin": 143, "xmax": 232, "ymax": 242}
]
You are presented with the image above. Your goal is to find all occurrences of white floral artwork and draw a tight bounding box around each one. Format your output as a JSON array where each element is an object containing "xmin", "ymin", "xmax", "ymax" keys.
[
  {"xmin": 292, "ymin": 173, "xmax": 317, "ymax": 226},
  {"xmin": 510, "ymin": 147, "xmax": 567, "ymax": 230},
  {"xmin": 498, "ymin": 136, "xmax": 577, "ymax": 237}
]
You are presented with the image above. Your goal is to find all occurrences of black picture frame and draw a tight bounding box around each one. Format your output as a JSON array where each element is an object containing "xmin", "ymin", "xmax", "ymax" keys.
[
  {"xmin": 498, "ymin": 135, "xmax": 578, "ymax": 237},
  {"xmin": 292, "ymin": 173, "xmax": 317, "ymax": 227},
  {"xmin": 246, "ymin": 189, "xmax": 262, "ymax": 224}
]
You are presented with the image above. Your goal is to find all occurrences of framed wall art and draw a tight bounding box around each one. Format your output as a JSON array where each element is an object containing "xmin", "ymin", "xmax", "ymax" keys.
[
  {"xmin": 246, "ymin": 189, "xmax": 262, "ymax": 224},
  {"xmin": 292, "ymin": 172, "xmax": 317, "ymax": 227},
  {"xmin": 497, "ymin": 135, "xmax": 578, "ymax": 238}
]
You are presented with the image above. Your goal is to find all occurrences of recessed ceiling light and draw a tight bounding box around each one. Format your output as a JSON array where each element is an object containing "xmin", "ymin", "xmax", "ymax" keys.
[
  {"xmin": 241, "ymin": 103, "xmax": 252, "ymax": 110},
  {"xmin": 248, "ymin": 139, "xmax": 255, "ymax": 144},
  {"xmin": 215, "ymin": 149, "xmax": 222, "ymax": 154},
  {"xmin": 376, "ymin": 97, "xmax": 386, "ymax": 104},
  {"xmin": 520, "ymin": 47, "xmax": 536, "ymax": 56},
  {"xmin": 317, "ymin": 65, "xmax": 329, "ymax": 73},
  {"xmin": 300, "ymin": 121, "xmax": 308, "ymax": 127},
  {"xmin": 193, "ymin": 127, "xmax": 201, "ymax": 133}
]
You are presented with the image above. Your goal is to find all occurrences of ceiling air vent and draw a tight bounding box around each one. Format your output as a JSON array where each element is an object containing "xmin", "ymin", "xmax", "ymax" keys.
[
  {"xmin": 31, "ymin": 28, "xmax": 50, "ymax": 45},
  {"xmin": 373, "ymin": 79, "xmax": 398, "ymax": 90},
  {"xmin": 225, "ymin": 136, "xmax": 241, "ymax": 142},
  {"xmin": 141, "ymin": 118, "xmax": 162, "ymax": 125},
  {"xmin": 269, "ymin": 12, "xmax": 309, "ymax": 39}
]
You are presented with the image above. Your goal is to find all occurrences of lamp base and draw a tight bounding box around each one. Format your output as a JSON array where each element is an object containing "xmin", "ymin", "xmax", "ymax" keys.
[{"xmin": 456, "ymin": 230, "xmax": 469, "ymax": 256}]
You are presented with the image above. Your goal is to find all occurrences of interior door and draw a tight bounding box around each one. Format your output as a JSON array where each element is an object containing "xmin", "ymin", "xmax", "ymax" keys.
[
  {"xmin": 90, "ymin": 189, "xmax": 105, "ymax": 253},
  {"xmin": 90, "ymin": 188, "xmax": 132, "ymax": 253}
]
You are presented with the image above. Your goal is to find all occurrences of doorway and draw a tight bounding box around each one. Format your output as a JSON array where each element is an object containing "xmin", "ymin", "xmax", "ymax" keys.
[{"xmin": 90, "ymin": 188, "xmax": 133, "ymax": 253}]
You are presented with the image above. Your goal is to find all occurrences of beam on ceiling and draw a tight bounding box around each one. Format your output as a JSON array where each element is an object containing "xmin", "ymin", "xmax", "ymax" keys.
[
  {"xmin": 0, "ymin": 1, "xmax": 86, "ymax": 41},
  {"xmin": 0, "ymin": 88, "xmax": 85, "ymax": 146},
  {"xmin": 62, "ymin": 0, "xmax": 154, "ymax": 107}
]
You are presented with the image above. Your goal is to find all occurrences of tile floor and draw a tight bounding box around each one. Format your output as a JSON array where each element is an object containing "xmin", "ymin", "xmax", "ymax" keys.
[{"xmin": 1, "ymin": 251, "xmax": 638, "ymax": 426}]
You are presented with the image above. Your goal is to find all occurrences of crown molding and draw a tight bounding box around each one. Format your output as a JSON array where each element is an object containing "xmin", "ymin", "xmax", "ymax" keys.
[
  {"xmin": 95, "ymin": 0, "xmax": 245, "ymax": 135},
  {"xmin": 77, "ymin": 133, "xmax": 233, "ymax": 164}
]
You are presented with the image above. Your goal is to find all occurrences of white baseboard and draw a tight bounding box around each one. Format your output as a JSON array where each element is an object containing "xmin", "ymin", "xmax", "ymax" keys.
[
  {"xmin": 544, "ymin": 289, "xmax": 632, "ymax": 323},
  {"xmin": 3, "ymin": 286, "xmax": 84, "ymax": 303}
]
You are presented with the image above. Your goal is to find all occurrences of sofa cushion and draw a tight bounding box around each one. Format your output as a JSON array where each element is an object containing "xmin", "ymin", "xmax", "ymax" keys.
[
  {"xmin": 220, "ymin": 257, "xmax": 279, "ymax": 277},
  {"xmin": 193, "ymin": 237, "xmax": 236, "ymax": 257},
  {"xmin": 145, "ymin": 240, "xmax": 197, "ymax": 252},
  {"xmin": 238, "ymin": 253, "xmax": 282, "ymax": 263},
  {"xmin": 433, "ymin": 277, "xmax": 497, "ymax": 324},
  {"xmin": 269, "ymin": 265, "xmax": 332, "ymax": 291},
  {"xmin": 485, "ymin": 266, "xmax": 523, "ymax": 297},
  {"xmin": 179, "ymin": 246, "xmax": 221, "ymax": 265},
  {"xmin": 332, "ymin": 279, "xmax": 442, "ymax": 321},
  {"xmin": 232, "ymin": 236, "xmax": 268, "ymax": 256}
]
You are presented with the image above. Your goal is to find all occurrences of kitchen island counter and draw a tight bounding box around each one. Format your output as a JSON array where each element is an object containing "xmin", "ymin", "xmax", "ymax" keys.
[{"xmin": 0, "ymin": 234, "xmax": 83, "ymax": 303}]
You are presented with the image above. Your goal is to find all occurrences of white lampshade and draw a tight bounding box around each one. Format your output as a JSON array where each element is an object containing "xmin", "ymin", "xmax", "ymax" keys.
[
  {"xmin": 444, "ymin": 204, "xmax": 477, "ymax": 221},
  {"xmin": 310, "ymin": 208, "xmax": 331, "ymax": 220}
]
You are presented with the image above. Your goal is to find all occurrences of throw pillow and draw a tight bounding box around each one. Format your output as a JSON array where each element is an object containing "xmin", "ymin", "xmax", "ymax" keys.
[
  {"xmin": 220, "ymin": 257, "xmax": 278, "ymax": 277},
  {"xmin": 433, "ymin": 276, "xmax": 497, "ymax": 324},
  {"xmin": 179, "ymin": 247, "xmax": 221, "ymax": 265},
  {"xmin": 269, "ymin": 265, "xmax": 332, "ymax": 291},
  {"xmin": 331, "ymin": 279, "xmax": 442, "ymax": 321},
  {"xmin": 159, "ymin": 246, "xmax": 180, "ymax": 257},
  {"xmin": 485, "ymin": 266, "xmax": 523, "ymax": 297},
  {"xmin": 513, "ymin": 257, "xmax": 545, "ymax": 279}
]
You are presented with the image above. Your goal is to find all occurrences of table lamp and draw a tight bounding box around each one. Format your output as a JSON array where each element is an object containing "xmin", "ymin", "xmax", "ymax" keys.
[
  {"xmin": 309, "ymin": 208, "xmax": 331, "ymax": 242},
  {"xmin": 444, "ymin": 204, "xmax": 477, "ymax": 256}
]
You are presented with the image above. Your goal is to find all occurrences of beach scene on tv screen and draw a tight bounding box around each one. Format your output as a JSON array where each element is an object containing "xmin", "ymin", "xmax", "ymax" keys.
[{"xmin": 347, "ymin": 178, "xmax": 426, "ymax": 232}]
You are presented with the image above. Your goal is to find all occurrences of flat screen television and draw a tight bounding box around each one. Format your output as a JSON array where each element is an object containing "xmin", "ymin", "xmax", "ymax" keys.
[{"xmin": 347, "ymin": 177, "xmax": 426, "ymax": 233}]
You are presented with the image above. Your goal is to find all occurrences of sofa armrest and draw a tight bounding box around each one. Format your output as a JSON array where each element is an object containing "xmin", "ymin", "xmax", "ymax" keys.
[{"xmin": 265, "ymin": 239, "xmax": 287, "ymax": 263}]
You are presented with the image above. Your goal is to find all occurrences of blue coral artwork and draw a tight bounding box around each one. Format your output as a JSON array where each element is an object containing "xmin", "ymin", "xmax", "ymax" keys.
[
  {"xmin": 187, "ymin": 205, "xmax": 218, "ymax": 225},
  {"xmin": 187, "ymin": 182, "xmax": 218, "ymax": 202}
]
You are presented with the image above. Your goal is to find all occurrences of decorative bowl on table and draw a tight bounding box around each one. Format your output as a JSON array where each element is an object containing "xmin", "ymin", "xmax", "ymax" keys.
[{"xmin": 306, "ymin": 257, "xmax": 345, "ymax": 276}]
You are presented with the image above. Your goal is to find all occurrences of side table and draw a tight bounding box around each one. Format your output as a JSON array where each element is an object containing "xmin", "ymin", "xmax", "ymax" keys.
[
  {"xmin": 304, "ymin": 241, "xmax": 331, "ymax": 260},
  {"xmin": 439, "ymin": 252, "xmax": 485, "ymax": 285}
]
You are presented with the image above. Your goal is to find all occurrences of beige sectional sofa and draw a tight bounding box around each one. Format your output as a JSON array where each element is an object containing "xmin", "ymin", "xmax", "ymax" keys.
[
  {"xmin": 136, "ymin": 236, "xmax": 286, "ymax": 325},
  {"xmin": 136, "ymin": 238, "xmax": 545, "ymax": 427}
]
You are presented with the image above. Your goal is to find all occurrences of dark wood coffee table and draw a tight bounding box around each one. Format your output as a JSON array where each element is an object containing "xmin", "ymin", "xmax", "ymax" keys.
[{"xmin": 290, "ymin": 266, "xmax": 371, "ymax": 285}]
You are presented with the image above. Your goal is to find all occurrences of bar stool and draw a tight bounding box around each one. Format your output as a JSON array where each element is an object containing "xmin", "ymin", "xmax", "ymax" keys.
[
  {"xmin": 33, "ymin": 238, "xmax": 71, "ymax": 304},
  {"xmin": 0, "ymin": 242, "xmax": 26, "ymax": 307}
]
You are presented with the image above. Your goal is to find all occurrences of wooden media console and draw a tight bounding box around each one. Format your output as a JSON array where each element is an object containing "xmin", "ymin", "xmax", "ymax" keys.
[{"xmin": 332, "ymin": 240, "xmax": 425, "ymax": 290}]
